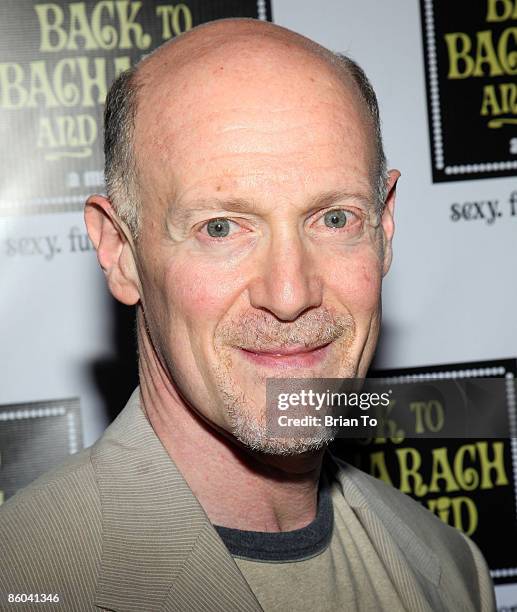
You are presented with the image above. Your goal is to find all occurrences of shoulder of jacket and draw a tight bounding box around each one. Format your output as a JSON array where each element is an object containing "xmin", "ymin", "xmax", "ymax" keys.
[
  {"xmin": 331, "ymin": 455, "xmax": 495, "ymax": 609},
  {"xmin": 0, "ymin": 447, "xmax": 102, "ymax": 598},
  {"xmin": 332, "ymin": 454, "xmax": 465, "ymax": 542},
  {"xmin": 333, "ymin": 457, "xmax": 475, "ymax": 571},
  {"xmin": 0, "ymin": 447, "xmax": 103, "ymax": 606},
  {"xmin": 1, "ymin": 446, "xmax": 97, "ymax": 512}
]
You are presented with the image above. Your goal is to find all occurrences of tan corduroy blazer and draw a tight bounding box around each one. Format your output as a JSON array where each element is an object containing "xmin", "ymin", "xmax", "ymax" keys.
[{"xmin": 1, "ymin": 389, "xmax": 495, "ymax": 611}]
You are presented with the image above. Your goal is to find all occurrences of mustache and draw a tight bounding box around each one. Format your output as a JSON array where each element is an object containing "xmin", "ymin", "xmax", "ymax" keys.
[{"xmin": 217, "ymin": 308, "xmax": 355, "ymax": 350}]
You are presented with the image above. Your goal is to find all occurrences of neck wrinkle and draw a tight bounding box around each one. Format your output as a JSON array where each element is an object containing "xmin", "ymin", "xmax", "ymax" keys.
[{"xmin": 136, "ymin": 306, "xmax": 324, "ymax": 532}]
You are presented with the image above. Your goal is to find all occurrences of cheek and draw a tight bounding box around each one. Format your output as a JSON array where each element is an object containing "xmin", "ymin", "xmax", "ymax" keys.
[
  {"xmin": 323, "ymin": 248, "xmax": 383, "ymax": 313},
  {"xmin": 140, "ymin": 253, "xmax": 249, "ymax": 386},
  {"xmin": 160, "ymin": 256, "xmax": 246, "ymax": 326}
]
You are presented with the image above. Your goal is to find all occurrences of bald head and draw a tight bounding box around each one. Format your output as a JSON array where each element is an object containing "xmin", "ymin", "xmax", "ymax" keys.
[{"xmin": 104, "ymin": 18, "xmax": 386, "ymax": 237}]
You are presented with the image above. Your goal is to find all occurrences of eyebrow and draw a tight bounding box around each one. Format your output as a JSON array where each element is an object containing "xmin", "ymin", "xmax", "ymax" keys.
[
  {"xmin": 171, "ymin": 198, "xmax": 257, "ymax": 227},
  {"xmin": 310, "ymin": 190, "xmax": 373, "ymax": 210},
  {"xmin": 171, "ymin": 190, "xmax": 373, "ymax": 228}
]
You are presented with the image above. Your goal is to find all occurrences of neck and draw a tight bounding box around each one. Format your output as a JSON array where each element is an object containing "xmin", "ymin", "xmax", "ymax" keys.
[{"xmin": 136, "ymin": 312, "xmax": 324, "ymax": 532}]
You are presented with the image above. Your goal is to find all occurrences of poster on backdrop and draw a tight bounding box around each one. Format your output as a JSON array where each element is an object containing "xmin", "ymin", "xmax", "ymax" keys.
[
  {"xmin": 0, "ymin": 398, "xmax": 82, "ymax": 503},
  {"xmin": 0, "ymin": 0, "xmax": 272, "ymax": 217},
  {"xmin": 420, "ymin": 0, "xmax": 517, "ymax": 183}
]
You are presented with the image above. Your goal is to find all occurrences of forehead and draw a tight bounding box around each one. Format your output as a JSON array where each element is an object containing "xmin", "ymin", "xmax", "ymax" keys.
[{"xmin": 133, "ymin": 36, "xmax": 375, "ymax": 208}]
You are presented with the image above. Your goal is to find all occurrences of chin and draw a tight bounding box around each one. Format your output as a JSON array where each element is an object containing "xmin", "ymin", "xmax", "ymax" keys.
[
  {"xmin": 228, "ymin": 409, "xmax": 336, "ymax": 456},
  {"xmin": 234, "ymin": 430, "xmax": 334, "ymax": 457}
]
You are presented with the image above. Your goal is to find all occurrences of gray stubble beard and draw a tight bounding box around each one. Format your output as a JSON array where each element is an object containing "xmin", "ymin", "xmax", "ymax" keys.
[{"xmin": 212, "ymin": 309, "xmax": 357, "ymax": 456}]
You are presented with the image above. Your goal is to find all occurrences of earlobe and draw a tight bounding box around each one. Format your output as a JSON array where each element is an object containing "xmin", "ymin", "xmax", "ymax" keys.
[
  {"xmin": 381, "ymin": 169, "xmax": 400, "ymax": 276},
  {"xmin": 84, "ymin": 195, "xmax": 141, "ymax": 306}
]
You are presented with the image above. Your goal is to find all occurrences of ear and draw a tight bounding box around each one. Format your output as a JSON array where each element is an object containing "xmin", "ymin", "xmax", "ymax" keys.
[
  {"xmin": 380, "ymin": 169, "xmax": 400, "ymax": 276},
  {"xmin": 84, "ymin": 194, "xmax": 141, "ymax": 306}
]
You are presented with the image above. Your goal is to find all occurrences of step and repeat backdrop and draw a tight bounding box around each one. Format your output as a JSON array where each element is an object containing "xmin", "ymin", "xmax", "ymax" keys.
[{"xmin": 0, "ymin": 0, "xmax": 515, "ymax": 607}]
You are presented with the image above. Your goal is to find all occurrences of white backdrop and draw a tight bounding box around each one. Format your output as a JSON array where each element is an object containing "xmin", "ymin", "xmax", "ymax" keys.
[{"xmin": 0, "ymin": 0, "xmax": 515, "ymax": 606}]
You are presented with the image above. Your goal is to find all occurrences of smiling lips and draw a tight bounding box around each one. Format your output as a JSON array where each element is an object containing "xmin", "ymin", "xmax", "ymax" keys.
[{"xmin": 238, "ymin": 343, "xmax": 331, "ymax": 369}]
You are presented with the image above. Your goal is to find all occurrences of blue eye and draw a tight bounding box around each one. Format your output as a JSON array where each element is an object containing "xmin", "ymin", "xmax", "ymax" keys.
[
  {"xmin": 206, "ymin": 218, "xmax": 231, "ymax": 237},
  {"xmin": 323, "ymin": 210, "xmax": 348, "ymax": 228}
]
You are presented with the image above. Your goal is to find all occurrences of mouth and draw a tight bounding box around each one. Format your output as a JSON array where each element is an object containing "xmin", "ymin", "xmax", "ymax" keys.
[{"xmin": 237, "ymin": 342, "xmax": 332, "ymax": 369}]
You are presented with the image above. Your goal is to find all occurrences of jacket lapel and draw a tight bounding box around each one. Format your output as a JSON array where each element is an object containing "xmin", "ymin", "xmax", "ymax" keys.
[
  {"xmin": 91, "ymin": 388, "xmax": 262, "ymax": 612},
  {"xmin": 90, "ymin": 389, "xmax": 449, "ymax": 612},
  {"xmin": 329, "ymin": 455, "xmax": 446, "ymax": 612}
]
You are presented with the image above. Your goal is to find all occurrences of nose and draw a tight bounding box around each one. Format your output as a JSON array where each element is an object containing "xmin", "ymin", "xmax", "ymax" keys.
[{"xmin": 247, "ymin": 227, "xmax": 323, "ymax": 321}]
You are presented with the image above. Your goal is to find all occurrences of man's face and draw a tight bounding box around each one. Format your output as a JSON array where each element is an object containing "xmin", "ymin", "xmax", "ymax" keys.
[{"xmin": 131, "ymin": 40, "xmax": 394, "ymax": 453}]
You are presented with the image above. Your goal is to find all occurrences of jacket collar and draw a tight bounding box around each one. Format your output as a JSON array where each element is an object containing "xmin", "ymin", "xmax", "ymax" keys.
[
  {"xmin": 328, "ymin": 454, "xmax": 441, "ymax": 584},
  {"xmin": 90, "ymin": 388, "xmax": 445, "ymax": 611},
  {"xmin": 328, "ymin": 455, "xmax": 445, "ymax": 611},
  {"xmin": 90, "ymin": 388, "xmax": 262, "ymax": 612}
]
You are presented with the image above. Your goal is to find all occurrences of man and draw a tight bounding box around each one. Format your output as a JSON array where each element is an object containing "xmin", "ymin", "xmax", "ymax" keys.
[{"xmin": 1, "ymin": 18, "xmax": 495, "ymax": 612}]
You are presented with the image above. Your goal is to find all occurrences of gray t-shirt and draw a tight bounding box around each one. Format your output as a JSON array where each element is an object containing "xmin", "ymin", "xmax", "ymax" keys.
[{"xmin": 214, "ymin": 469, "xmax": 409, "ymax": 611}]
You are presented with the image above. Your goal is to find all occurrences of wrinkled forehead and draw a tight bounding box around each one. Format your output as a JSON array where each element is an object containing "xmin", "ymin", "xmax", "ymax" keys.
[{"xmin": 131, "ymin": 30, "xmax": 375, "ymax": 200}]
